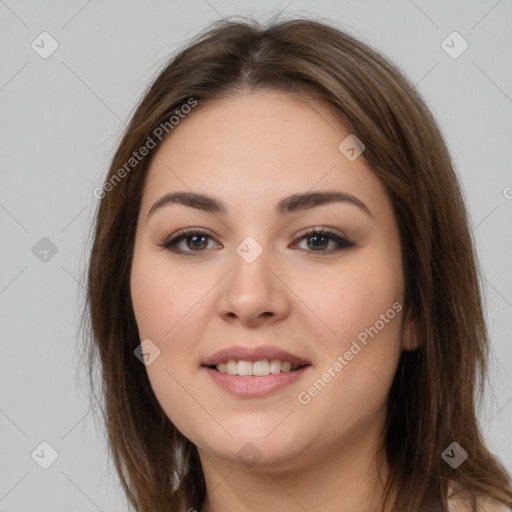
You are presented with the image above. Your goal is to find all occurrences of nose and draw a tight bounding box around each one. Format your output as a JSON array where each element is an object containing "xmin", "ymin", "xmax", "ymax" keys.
[{"xmin": 216, "ymin": 244, "xmax": 291, "ymax": 327}]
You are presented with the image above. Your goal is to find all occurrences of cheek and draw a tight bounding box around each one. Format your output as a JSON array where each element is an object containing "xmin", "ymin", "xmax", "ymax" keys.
[
  {"xmin": 130, "ymin": 250, "xmax": 204, "ymax": 339},
  {"xmin": 299, "ymin": 253, "xmax": 403, "ymax": 344},
  {"xmin": 130, "ymin": 248, "xmax": 216, "ymax": 409},
  {"xmin": 294, "ymin": 252, "xmax": 404, "ymax": 408}
]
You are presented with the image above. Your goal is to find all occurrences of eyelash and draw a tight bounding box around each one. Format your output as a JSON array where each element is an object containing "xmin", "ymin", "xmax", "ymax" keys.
[{"xmin": 156, "ymin": 226, "xmax": 354, "ymax": 256}]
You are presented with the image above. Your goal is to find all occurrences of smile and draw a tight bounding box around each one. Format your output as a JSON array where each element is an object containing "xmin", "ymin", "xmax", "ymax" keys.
[
  {"xmin": 203, "ymin": 363, "xmax": 311, "ymax": 397},
  {"xmin": 212, "ymin": 359, "xmax": 305, "ymax": 376}
]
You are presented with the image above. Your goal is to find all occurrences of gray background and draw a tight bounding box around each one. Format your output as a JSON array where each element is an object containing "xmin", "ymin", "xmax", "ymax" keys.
[{"xmin": 1, "ymin": 0, "xmax": 511, "ymax": 510}]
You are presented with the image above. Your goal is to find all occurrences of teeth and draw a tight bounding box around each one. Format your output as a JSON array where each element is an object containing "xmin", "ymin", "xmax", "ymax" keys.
[
  {"xmin": 269, "ymin": 359, "xmax": 282, "ymax": 374},
  {"xmin": 216, "ymin": 359, "xmax": 300, "ymax": 376},
  {"xmin": 237, "ymin": 360, "xmax": 253, "ymax": 376},
  {"xmin": 226, "ymin": 360, "xmax": 237, "ymax": 375}
]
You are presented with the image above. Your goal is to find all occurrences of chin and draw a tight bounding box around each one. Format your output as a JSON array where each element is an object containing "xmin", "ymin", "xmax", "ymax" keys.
[{"xmin": 194, "ymin": 422, "xmax": 312, "ymax": 471}]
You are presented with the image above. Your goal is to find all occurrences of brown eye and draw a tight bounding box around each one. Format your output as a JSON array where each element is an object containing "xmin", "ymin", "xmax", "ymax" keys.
[
  {"xmin": 157, "ymin": 227, "xmax": 353, "ymax": 256},
  {"xmin": 157, "ymin": 229, "xmax": 221, "ymax": 255},
  {"xmin": 294, "ymin": 228, "xmax": 354, "ymax": 253}
]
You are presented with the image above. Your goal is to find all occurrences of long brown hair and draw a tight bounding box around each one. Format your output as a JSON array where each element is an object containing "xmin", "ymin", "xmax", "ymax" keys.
[{"xmin": 80, "ymin": 14, "xmax": 512, "ymax": 512}]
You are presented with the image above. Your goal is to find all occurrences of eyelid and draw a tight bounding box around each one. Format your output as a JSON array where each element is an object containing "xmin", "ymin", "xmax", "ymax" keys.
[
  {"xmin": 156, "ymin": 225, "xmax": 354, "ymax": 255},
  {"xmin": 157, "ymin": 227, "xmax": 216, "ymax": 245},
  {"xmin": 292, "ymin": 226, "xmax": 354, "ymax": 252},
  {"xmin": 294, "ymin": 225, "xmax": 349, "ymax": 241},
  {"xmin": 155, "ymin": 228, "xmax": 220, "ymax": 253}
]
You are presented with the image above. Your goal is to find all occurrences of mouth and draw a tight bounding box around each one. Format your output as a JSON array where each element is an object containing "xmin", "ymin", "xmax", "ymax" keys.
[
  {"xmin": 206, "ymin": 359, "xmax": 309, "ymax": 376},
  {"xmin": 201, "ymin": 346, "xmax": 312, "ymax": 397}
]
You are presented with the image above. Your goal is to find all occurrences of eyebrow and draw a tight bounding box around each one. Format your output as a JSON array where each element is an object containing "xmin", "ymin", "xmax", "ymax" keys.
[{"xmin": 147, "ymin": 190, "xmax": 373, "ymax": 219}]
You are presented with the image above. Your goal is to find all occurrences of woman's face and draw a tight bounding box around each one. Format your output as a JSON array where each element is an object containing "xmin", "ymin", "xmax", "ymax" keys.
[{"xmin": 130, "ymin": 91, "xmax": 412, "ymax": 472}]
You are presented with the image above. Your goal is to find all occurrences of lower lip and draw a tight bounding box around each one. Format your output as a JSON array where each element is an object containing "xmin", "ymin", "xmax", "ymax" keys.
[{"xmin": 203, "ymin": 366, "xmax": 310, "ymax": 397}]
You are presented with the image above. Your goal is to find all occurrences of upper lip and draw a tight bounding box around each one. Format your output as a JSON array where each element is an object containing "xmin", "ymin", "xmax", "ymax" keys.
[{"xmin": 201, "ymin": 345, "xmax": 312, "ymax": 367}]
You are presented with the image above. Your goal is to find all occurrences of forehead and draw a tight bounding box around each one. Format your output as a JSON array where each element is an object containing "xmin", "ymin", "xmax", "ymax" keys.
[{"xmin": 141, "ymin": 91, "xmax": 388, "ymax": 217}]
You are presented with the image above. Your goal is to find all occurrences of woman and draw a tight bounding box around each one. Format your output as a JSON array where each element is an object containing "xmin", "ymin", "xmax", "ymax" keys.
[{"xmin": 82, "ymin": 15, "xmax": 512, "ymax": 512}]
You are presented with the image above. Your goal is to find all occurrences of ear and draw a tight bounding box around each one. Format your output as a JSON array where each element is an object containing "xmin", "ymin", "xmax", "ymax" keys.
[{"xmin": 401, "ymin": 308, "xmax": 421, "ymax": 351}]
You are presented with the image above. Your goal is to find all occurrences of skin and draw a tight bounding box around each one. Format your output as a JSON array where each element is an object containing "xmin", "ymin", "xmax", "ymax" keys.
[{"xmin": 130, "ymin": 90, "xmax": 418, "ymax": 512}]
